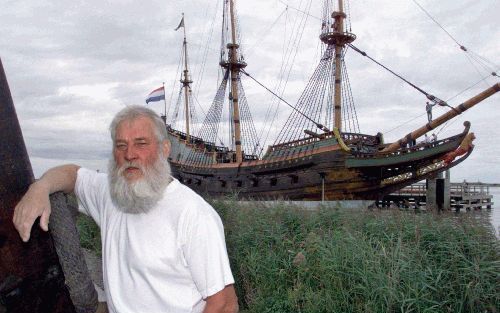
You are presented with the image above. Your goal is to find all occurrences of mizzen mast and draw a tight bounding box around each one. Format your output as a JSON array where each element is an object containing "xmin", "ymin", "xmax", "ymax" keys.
[
  {"xmin": 220, "ymin": 0, "xmax": 247, "ymax": 163},
  {"xmin": 320, "ymin": 0, "xmax": 356, "ymax": 131}
]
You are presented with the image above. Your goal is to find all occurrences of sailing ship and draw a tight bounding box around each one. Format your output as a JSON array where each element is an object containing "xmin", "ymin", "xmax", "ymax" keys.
[{"xmin": 162, "ymin": 0, "xmax": 499, "ymax": 200}]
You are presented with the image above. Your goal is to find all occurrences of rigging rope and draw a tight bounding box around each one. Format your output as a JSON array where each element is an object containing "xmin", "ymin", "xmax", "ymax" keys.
[
  {"xmin": 411, "ymin": 0, "xmax": 499, "ymax": 81},
  {"xmin": 166, "ymin": 46, "xmax": 184, "ymax": 121},
  {"xmin": 347, "ymin": 43, "xmax": 445, "ymax": 103},
  {"xmin": 381, "ymin": 1, "xmax": 498, "ymax": 136},
  {"xmin": 258, "ymin": 0, "xmax": 314, "ymax": 155},
  {"xmin": 255, "ymin": 6, "xmax": 291, "ymax": 156},
  {"xmin": 241, "ymin": 69, "xmax": 329, "ymax": 132},
  {"xmin": 347, "ymin": 43, "xmax": 462, "ymax": 115},
  {"xmin": 246, "ymin": 7, "xmax": 287, "ymax": 56},
  {"xmin": 411, "ymin": 0, "xmax": 462, "ymax": 48},
  {"xmin": 194, "ymin": 0, "xmax": 221, "ymax": 100},
  {"xmin": 278, "ymin": 0, "xmax": 321, "ymax": 20}
]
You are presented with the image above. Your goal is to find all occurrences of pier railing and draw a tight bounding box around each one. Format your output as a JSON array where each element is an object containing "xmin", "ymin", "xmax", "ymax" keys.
[{"xmin": 383, "ymin": 181, "xmax": 498, "ymax": 211}]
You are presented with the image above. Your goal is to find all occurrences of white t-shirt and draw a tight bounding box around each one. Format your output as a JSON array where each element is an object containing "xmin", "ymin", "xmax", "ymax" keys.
[{"xmin": 75, "ymin": 168, "xmax": 235, "ymax": 313}]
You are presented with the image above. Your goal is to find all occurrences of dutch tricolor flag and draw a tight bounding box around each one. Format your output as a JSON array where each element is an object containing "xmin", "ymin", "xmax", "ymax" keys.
[{"xmin": 145, "ymin": 86, "xmax": 165, "ymax": 104}]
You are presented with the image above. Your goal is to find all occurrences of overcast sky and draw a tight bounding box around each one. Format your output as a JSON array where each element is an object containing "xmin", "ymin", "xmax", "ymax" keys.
[{"xmin": 1, "ymin": 0, "xmax": 499, "ymax": 183}]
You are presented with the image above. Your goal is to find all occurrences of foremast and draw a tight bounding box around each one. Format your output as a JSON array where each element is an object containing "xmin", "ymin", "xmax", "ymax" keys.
[
  {"xmin": 180, "ymin": 13, "xmax": 193, "ymax": 143},
  {"xmin": 220, "ymin": 0, "xmax": 247, "ymax": 163},
  {"xmin": 320, "ymin": 0, "xmax": 356, "ymax": 131}
]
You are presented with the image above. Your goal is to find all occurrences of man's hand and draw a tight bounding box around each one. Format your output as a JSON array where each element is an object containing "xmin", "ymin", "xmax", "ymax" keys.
[
  {"xmin": 203, "ymin": 284, "xmax": 238, "ymax": 313},
  {"xmin": 12, "ymin": 164, "xmax": 80, "ymax": 242},
  {"xmin": 13, "ymin": 181, "xmax": 52, "ymax": 242}
]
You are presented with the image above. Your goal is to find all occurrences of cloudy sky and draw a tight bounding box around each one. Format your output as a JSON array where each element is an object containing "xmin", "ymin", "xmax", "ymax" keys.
[{"xmin": 1, "ymin": 0, "xmax": 499, "ymax": 183}]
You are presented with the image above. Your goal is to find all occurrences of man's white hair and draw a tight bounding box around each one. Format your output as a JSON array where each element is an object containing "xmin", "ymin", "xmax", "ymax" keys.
[{"xmin": 110, "ymin": 105, "xmax": 168, "ymax": 144}]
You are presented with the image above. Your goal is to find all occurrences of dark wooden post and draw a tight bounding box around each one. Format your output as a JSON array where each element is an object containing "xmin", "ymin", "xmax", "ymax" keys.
[{"xmin": 0, "ymin": 58, "xmax": 76, "ymax": 312}]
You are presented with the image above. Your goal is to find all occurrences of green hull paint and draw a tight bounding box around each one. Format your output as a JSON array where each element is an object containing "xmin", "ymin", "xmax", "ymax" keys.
[{"xmin": 346, "ymin": 141, "xmax": 457, "ymax": 168}]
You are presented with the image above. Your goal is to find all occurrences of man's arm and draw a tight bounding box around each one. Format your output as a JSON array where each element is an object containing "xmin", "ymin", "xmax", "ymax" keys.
[
  {"xmin": 13, "ymin": 164, "xmax": 80, "ymax": 242},
  {"xmin": 203, "ymin": 284, "xmax": 238, "ymax": 313}
]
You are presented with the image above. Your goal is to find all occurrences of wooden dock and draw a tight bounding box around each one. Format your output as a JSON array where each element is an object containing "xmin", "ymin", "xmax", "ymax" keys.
[{"xmin": 378, "ymin": 182, "xmax": 497, "ymax": 211}]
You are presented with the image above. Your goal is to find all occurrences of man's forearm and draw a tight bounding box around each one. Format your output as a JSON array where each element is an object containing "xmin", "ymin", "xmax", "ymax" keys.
[
  {"xmin": 203, "ymin": 285, "xmax": 238, "ymax": 313},
  {"xmin": 35, "ymin": 164, "xmax": 81, "ymax": 194}
]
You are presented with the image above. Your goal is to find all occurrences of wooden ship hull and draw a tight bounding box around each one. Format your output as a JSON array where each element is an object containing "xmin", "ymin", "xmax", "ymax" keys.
[
  {"xmin": 167, "ymin": 123, "xmax": 473, "ymax": 200},
  {"xmin": 161, "ymin": 1, "xmax": 499, "ymax": 201}
]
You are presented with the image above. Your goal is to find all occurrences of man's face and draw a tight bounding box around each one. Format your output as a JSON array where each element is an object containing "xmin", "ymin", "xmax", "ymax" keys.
[{"xmin": 113, "ymin": 116, "xmax": 169, "ymax": 182}]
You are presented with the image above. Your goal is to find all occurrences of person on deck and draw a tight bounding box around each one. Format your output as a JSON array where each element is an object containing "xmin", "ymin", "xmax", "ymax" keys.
[
  {"xmin": 424, "ymin": 133, "xmax": 430, "ymax": 144},
  {"xmin": 13, "ymin": 106, "xmax": 238, "ymax": 313},
  {"xmin": 426, "ymin": 101, "xmax": 435, "ymax": 123}
]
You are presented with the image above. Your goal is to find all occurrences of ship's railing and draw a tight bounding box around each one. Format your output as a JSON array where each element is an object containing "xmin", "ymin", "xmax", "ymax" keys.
[
  {"xmin": 266, "ymin": 131, "xmax": 338, "ymax": 153},
  {"xmin": 214, "ymin": 151, "xmax": 259, "ymax": 164},
  {"xmin": 341, "ymin": 132, "xmax": 381, "ymax": 146},
  {"xmin": 167, "ymin": 125, "xmax": 228, "ymax": 153},
  {"xmin": 263, "ymin": 131, "xmax": 381, "ymax": 159}
]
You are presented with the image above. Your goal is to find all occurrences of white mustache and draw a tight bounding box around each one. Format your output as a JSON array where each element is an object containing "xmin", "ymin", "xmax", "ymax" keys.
[{"xmin": 118, "ymin": 161, "xmax": 145, "ymax": 176}]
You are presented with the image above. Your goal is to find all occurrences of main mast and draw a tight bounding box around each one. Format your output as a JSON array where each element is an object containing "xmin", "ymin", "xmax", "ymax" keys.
[
  {"xmin": 220, "ymin": 0, "xmax": 247, "ymax": 163},
  {"xmin": 180, "ymin": 14, "xmax": 193, "ymax": 142},
  {"xmin": 320, "ymin": 0, "xmax": 356, "ymax": 131}
]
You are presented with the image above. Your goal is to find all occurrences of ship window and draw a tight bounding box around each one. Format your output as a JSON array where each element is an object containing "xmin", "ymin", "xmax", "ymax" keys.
[
  {"xmin": 196, "ymin": 179, "xmax": 202, "ymax": 186},
  {"xmin": 270, "ymin": 178, "xmax": 277, "ymax": 186},
  {"xmin": 221, "ymin": 181, "xmax": 226, "ymax": 187},
  {"xmin": 236, "ymin": 181, "xmax": 243, "ymax": 187},
  {"xmin": 187, "ymin": 178, "xmax": 192, "ymax": 184},
  {"xmin": 290, "ymin": 175, "xmax": 299, "ymax": 184},
  {"xmin": 251, "ymin": 179, "xmax": 259, "ymax": 187}
]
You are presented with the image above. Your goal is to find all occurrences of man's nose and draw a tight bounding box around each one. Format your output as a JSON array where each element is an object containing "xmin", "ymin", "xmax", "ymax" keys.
[{"xmin": 125, "ymin": 146, "xmax": 138, "ymax": 161}]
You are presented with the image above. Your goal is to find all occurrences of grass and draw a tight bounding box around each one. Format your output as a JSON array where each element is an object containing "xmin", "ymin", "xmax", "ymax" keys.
[
  {"xmin": 77, "ymin": 201, "xmax": 500, "ymax": 312},
  {"xmin": 76, "ymin": 214, "xmax": 101, "ymax": 256}
]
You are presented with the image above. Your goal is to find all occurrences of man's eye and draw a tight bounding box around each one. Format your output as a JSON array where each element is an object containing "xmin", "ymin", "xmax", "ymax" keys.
[{"xmin": 116, "ymin": 144, "xmax": 127, "ymax": 150}]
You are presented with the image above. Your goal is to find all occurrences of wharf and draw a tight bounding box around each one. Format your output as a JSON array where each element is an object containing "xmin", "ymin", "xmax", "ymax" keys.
[{"xmin": 379, "ymin": 181, "xmax": 497, "ymax": 211}]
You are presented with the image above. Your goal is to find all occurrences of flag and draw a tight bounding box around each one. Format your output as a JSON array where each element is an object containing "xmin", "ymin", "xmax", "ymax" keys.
[
  {"xmin": 174, "ymin": 17, "xmax": 184, "ymax": 31},
  {"xmin": 145, "ymin": 86, "xmax": 165, "ymax": 104}
]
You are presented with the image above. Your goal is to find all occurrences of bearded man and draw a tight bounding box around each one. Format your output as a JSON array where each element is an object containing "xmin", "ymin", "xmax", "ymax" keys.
[{"xmin": 13, "ymin": 106, "xmax": 238, "ymax": 313}]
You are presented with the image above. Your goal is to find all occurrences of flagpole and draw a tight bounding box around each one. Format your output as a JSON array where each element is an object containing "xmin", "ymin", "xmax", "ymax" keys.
[{"xmin": 162, "ymin": 81, "xmax": 168, "ymax": 125}]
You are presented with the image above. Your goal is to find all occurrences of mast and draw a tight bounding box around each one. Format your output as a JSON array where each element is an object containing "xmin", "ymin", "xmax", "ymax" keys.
[
  {"xmin": 222, "ymin": 0, "xmax": 246, "ymax": 163},
  {"xmin": 333, "ymin": 0, "xmax": 344, "ymax": 130},
  {"xmin": 180, "ymin": 13, "xmax": 192, "ymax": 142},
  {"xmin": 320, "ymin": 0, "xmax": 356, "ymax": 131}
]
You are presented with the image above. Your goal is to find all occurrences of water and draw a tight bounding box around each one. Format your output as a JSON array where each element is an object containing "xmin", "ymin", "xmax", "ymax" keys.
[{"xmin": 447, "ymin": 189, "xmax": 499, "ymax": 238}]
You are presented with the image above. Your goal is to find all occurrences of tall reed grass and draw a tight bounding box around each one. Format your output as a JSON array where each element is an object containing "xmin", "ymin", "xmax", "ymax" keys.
[{"xmin": 213, "ymin": 201, "xmax": 499, "ymax": 313}]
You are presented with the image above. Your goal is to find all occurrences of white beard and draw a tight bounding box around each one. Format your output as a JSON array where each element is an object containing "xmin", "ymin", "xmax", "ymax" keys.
[{"xmin": 108, "ymin": 153, "xmax": 172, "ymax": 214}]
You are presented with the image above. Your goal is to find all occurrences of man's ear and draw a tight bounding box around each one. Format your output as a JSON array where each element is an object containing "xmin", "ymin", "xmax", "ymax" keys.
[{"xmin": 162, "ymin": 140, "xmax": 171, "ymax": 157}]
